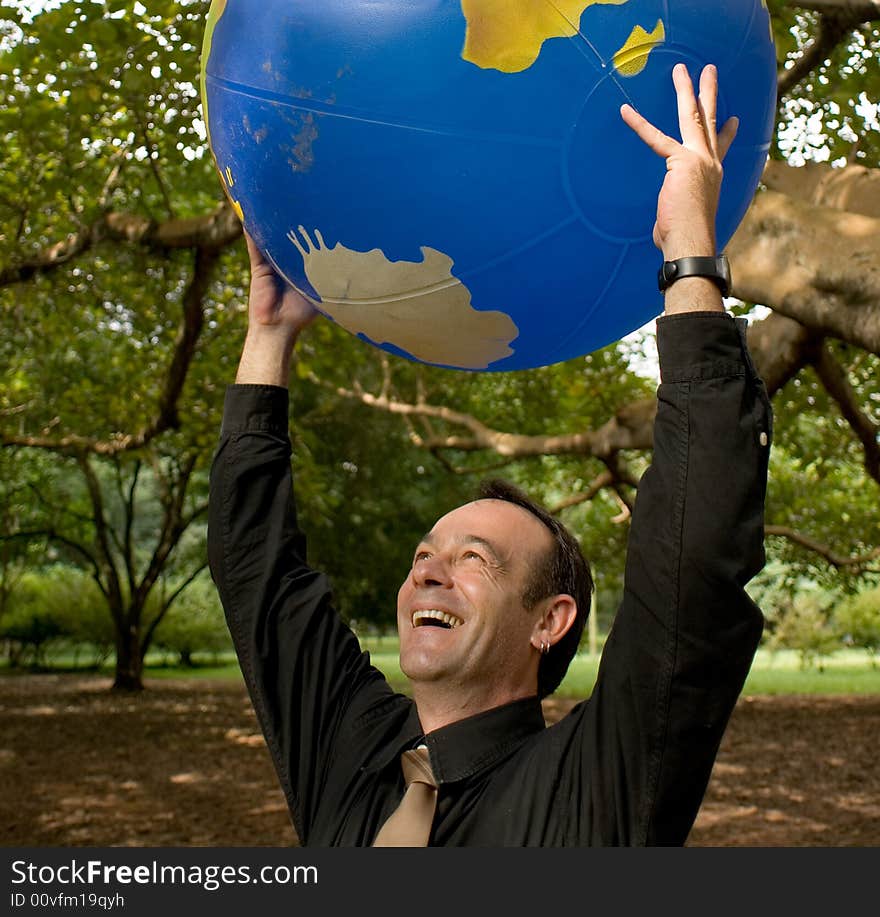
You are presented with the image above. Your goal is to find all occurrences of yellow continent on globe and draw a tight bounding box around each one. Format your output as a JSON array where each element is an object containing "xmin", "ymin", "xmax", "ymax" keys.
[
  {"xmin": 613, "ymin": 20, "xmax": 665, "ymax": 76},
  {"xmin": 460, "ymin": 0, "xmax": 663, "ymax": 75}
]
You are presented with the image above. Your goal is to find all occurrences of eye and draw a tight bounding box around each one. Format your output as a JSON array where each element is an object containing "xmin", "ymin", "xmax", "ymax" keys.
[
  {"xmin": 414, "ymin": 550, "xmax": 431, "ymax": 563},
  {"xmin": 462, "ymin": 550, "xmax": 485, "ymax": 562}
]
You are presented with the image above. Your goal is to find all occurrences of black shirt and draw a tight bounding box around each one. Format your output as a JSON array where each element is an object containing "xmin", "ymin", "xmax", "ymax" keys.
[{"xmin": 207, "ymin": 310, "xmax": 771, "ymax": 846}]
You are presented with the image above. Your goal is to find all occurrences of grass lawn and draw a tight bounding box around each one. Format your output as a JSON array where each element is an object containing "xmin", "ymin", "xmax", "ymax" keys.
[
  {"xmin": 357, "ymin": 640, "xmax": 880, "ymax": 696},
  {"xmin": 6, "ymin": 643, "xmax": 878, "ymax": 696}
]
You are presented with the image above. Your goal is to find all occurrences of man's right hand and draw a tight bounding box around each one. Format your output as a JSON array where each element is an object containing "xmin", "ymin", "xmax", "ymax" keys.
[
  {"xmin": 245, "ymin": 233, "xmax": 319, "ymax": 334},
  {"xmin": 236, "ymin": 233, "xmax": 320, "ymax": 387}
]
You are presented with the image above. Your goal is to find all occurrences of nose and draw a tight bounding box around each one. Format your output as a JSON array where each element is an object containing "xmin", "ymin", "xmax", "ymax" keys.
[{"xmin": 411, "ymin": 554, "xmax": 452, "ymax": 589}]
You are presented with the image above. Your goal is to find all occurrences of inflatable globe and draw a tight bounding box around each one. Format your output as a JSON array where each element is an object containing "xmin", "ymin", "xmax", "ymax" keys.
[{"xmin": 200, "ymin": 0, "xmax": 776, "ymax": 371}]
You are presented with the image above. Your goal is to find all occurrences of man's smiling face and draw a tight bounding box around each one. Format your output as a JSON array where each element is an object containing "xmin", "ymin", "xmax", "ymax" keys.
[{"xmin": 396, "ymin": 498, "xmax": 554, "ymax": 706}]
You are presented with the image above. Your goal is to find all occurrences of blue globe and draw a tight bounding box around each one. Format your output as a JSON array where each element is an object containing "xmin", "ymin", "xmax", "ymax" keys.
[{"xmin": 201, "ymin": 0, "xmax": 776, "ymax": 371}]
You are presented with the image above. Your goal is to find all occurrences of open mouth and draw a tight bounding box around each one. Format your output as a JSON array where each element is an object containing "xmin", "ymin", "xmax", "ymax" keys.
[{"xmin": 412, "ymin": 609, "xmax": 464, "ymax": 630}]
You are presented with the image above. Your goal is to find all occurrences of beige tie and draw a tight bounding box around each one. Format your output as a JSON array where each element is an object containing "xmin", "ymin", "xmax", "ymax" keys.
[{"xmin": 372, "ymin": 746, "xmax": 438, "ymax": 847}]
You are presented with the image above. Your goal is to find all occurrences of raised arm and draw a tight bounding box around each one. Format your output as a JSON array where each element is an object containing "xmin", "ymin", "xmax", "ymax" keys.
[
  {"xmin": 234, "ymin": 232, "xmax": 318, "ymax": 385},
  {"xmin": 207, "ymin": 237, "xmax": 397, "ymax": 843},
  {"xmin": 593, "ymin": 309, "xmax": 770, "ymax": 844},
  {"xmin": 583, "ymin": 66, "xmax": 769, "ymax": 845}
]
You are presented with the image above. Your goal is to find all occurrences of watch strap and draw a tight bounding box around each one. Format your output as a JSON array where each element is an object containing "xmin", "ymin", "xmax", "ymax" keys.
[{"xmin": 658, "ymin": 255, "xmax": 730, "ymax": 296}]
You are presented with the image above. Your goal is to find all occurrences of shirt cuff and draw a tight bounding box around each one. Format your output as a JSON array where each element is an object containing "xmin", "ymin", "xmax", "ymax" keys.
[
  {"xmin": 656, "ymin": 311, "xmax": 749, "ymax": 384},
  {"xmin": 220, "ymin": 384, "xmax": 290, "ymax": 437}
]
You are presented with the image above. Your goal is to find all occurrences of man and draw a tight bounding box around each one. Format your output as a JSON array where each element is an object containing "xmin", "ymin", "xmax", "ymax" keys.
[{"xmin": 207, "ymin": 64, "xmax": 771, "ymax": 846}]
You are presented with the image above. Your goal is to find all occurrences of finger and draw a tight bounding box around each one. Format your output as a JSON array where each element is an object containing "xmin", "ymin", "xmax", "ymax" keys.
[
  {"xmin": 698, "ymin": 64, "xmax": 719, "ymax": 157},
  {"xmin": 718, "ymin": 115, "xmax": 739, "ymax": 160},
  {"xmin": 672, "ymin": 62, "xmax": 707, "ymax": 151},
  {"xmin": 244, "ymin": 232, "xmax": 262, "ymax": 266},
  {"xmin": 245, "ymin": 232, "xmax": 275, "ymax": 279},
  {"xmin": 620, "ymin": 103, "xmax": 679, "ymax": 159}
]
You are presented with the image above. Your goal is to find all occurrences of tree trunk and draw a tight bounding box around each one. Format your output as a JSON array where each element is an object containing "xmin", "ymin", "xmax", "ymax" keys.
[{"xmin": 113, "ymin": 625, "xmax": 144, "ymax": 692}]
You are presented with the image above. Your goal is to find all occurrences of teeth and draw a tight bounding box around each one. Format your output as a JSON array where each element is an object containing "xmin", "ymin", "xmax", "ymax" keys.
[{"xmin": 412, "ymin": 609, "xmax": 463, "ymax": 629}]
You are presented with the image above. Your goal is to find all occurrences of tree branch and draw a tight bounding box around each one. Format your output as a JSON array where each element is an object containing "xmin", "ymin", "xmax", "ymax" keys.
[
  {"xmin": 120, "ymin": 459, "xmax": 142, "ymax": 597},
  {"xmin": 0, "ymin": 202, "xmax": 241, "ymax": 287},
  {"xmin": 765, "ymin": 524, "xmax": 880, "ymax": 570},
  {"xmin": 77, "ymin": 454, "xmax": 124, "ymax": 620},
  {"xmin": 812, "ymin": 343, "xmax": 880, "ymax": 484},
  {"xmin": 728, "ymin": 188, "xmax": 880, "ymax": 356},
  {"xmin": 745, "ymin": 310, "xmax": 824, "ymax": 394},
  {"xmin": 135, "ymin": 452, "xmax": 199, "ymax": 611},
  {"xmin": 549, "ymin": 470, "xmax": 615, "ymax": 514},
  {"xmin": 604, "ymin": 452, "xmax": 641, "ymax": 494},
  {"xmin": 762, "ymin": 159, "xmax": 880, "ymax": 218},
  {"xmin": 23, "ymin": 480, "xmax": 94, "ymax": 530},
  {"xmin": 786, "ymin": 0, "xmax": 880, "ymax": 16},
  {"xmin": 140, "ymin": 559, "xmax": 210, "ymax": 656},
  {"xmin": 0, "ymin": 530, "xmax": 104, "ymax": 594},
  {"xmin": 181, "ymin": 500, "xmax": 210, "ymax": 531},
  {"xmin": 427, "ymin": 448, "xmax": 517, "ymax": 476},
  {"xmin": 777, "ymin": 9, "xmax": 870, "ymax": 99},
  {"xmin": 1, "ymin": 246, "xmax": 222, "ymax": 455},
  {"xmin": 325, "ymin": 312, "xmax": 821, "ymax": 463},
  {"xmin": 329, "ymin": 378, "xmax": 658, "ymax": 458},
  {"xmin": 155, "ymin": 246, "xmax": 219, "ymax": 433}
]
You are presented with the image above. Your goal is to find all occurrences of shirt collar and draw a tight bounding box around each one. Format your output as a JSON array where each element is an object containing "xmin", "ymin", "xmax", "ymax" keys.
[
  {"xmin": 424, "ymin": 696, "xmax": 546, "ymax": 784},
  {"xmin": 368, "ymin": 695, "xmax": 547, "ymax": 784}
]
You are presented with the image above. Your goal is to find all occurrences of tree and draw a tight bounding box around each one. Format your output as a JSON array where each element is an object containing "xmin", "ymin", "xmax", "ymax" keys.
[
  {"xmin": 1, "ymin": 2, "xmax": 879, "ymax": 691},
  {"xmin": 151, "ymin": 571, "xmax": 233, "ymax": 666},
  {"xmin": 0, "ymin": 570, "xmax": 67, "ymax": 668},
  {"xmin": 0, "ymin": 448, "xmax": 48, "ymax": 622},
  {"xmin": 768, "ymin": 589, "xmax": 841, "ymax": 670},
  {"xmin": 1, "ymin": 435, "xmax": 213, "ymax": 687},
  {"xmin": 834, "ymin": 586, "xmax": 880, "ymax": 664}
]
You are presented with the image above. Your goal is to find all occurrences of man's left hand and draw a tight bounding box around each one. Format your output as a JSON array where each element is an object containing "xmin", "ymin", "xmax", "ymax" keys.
[{"xmin": 620, "ymin": 63, "xmax": 738, "ymax": 262}]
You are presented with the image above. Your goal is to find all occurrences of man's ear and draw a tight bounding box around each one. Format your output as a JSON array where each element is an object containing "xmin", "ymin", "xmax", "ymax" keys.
[{"xmin": 530, "ymin": 594, "xmax": 577, "ymax": 652}]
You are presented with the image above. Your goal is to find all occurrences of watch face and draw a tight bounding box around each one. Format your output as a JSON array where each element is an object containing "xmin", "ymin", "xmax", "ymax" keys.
[{"xmin": 658, "ymin": 262, "xmax": 678, "ymax": 289}]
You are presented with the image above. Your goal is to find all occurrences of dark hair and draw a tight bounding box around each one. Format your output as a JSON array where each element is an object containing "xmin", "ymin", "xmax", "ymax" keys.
[{"xmin": 476, "ymin": 478, "xmax": 594, "ymax": 698}]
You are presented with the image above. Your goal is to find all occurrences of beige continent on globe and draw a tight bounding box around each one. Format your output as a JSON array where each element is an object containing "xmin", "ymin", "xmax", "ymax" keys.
[{"xmin": 286, "ymin": 227, "xmax": 519, "ymax": 369}]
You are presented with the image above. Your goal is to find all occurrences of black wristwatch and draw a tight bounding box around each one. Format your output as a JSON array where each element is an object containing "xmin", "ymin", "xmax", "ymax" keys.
[{"xmin": 658, "ymin": 254, "xmax": 731, "ymax": 297}]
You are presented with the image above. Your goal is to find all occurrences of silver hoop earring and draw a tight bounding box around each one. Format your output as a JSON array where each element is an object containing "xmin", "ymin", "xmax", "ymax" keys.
[{"xmin": 541, "ymin": 640, "xmax": 550, "ymax": 656}]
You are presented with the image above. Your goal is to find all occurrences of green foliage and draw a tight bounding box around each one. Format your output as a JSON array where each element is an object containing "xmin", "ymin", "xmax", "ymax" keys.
[
  {"xmin": 0, "ymin": 1, "xmax": 879, "ymax": 676},
  {"xmin": 764, "ymin": 350, "xmax": 880, "ymax": 593},
  {"xmin": 0, "ymin": 565, "xmax": 107, "ymax": 667},
  {"xmin": 0, "ymin": 449, "xmax": 54, "ymax": 616},
  {"xmin": 0, "ymin": 0, "xmax": 228, "ymax": 443},
  {"xmin": 770, "ymin": 4, "xmax": 880, "ymax": 167},
  {"xmin": 0, "ymin": 562, "xmax": 235, "ymax": 670},
  {"xmin": 50, "ymin": 573, "xmax": 116, "ymax": 664},
  {"xmin": 151, "ymin": 572, "xmax": 233, "ymax": 665},
  {"xmin": 834, "ymin": 587, "xmax": 880, "ymax": 664},
  {"xmin": 0, "ymin": 603, "xmax": 64, "ymax": 668},
  {"xmin": 767, "ymin": 589, "xmax": 840, "ymax": 671}
]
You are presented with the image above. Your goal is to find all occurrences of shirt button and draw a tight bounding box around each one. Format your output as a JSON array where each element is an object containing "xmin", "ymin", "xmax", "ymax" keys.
[{"xmin": 759, "ymin": 431, "xmax": 768, "ymax": 446}]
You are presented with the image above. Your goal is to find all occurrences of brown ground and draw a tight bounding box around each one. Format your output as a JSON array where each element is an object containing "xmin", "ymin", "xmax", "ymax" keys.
[{"xmin": 1, "ymin": 674, "xmax": 878, "ymax": 847}]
